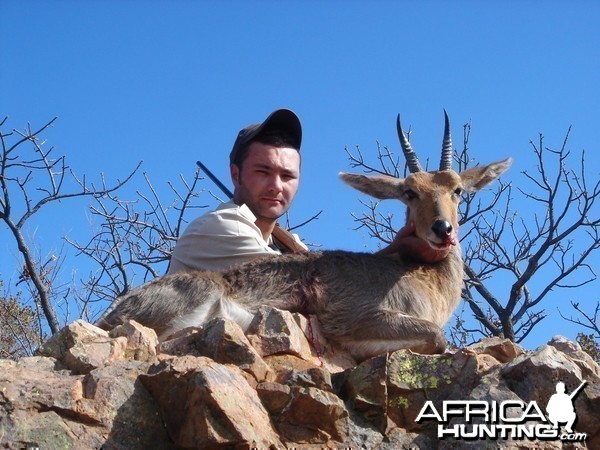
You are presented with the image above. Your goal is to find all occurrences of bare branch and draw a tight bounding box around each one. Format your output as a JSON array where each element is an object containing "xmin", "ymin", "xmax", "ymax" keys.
[
  {"xmin": 559, "ymin": 301, "xmax": 600, "ymax": 338},
  {"xmin": 1, "ymin": 117, "xmax": 141, "ymax": 334},
  {"xmin": 346, "ymin": 121, "xmax": 599, "ymax": 344}
]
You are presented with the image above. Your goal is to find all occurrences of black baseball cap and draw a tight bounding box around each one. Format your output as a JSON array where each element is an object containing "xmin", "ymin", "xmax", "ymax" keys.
[{"xmin": 229, "ymin": 109, "xmax": 302, "ymax": 165}]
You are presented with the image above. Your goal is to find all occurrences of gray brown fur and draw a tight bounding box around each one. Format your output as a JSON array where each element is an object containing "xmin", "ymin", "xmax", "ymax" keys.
[
  {"xmin": 97, "ymin": 248, "xmax": 463, "ymax": 359},
  {"xmin": 97, "ymin": 115, "xmax": 511, "ymax": 361}
]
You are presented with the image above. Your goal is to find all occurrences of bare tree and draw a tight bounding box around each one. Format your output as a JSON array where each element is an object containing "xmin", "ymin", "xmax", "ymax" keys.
[
  {"xmin": 1, "ymin": 116, "xmax": 321, "ymax": 344},
  {"xmin": 462, "ymin": 128, "xmax": 599, "ymax": 342},
  {"xmin": 67, "ymin": 171, "xmax": 323, "ymax": 323},
  {"xmin": 0, "ymin": 117, "xmax": 139, "ymax": 333},
  {"xmin": 66, "ymin": 169, "xmax": 208, "ymax": 321},
  {"xmin": 560, "ymin": 300, "xmax": 600, "ymax": 363},
  {"xmin": 346, "ymin": 121, "xmax": 599, "ymax": 345},
  {"xmin": 8, "ymin": 114, "xmax": 594, "ymax": 351},
  {"xmin": 560, "ymin": 300, "xmax": 600, "ymax": 338}
]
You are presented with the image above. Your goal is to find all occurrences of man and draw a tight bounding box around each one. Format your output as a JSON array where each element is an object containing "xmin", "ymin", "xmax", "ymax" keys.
[
  {"xmin": 168, "ymin": 108, "xmax": 447, "ymax": 274},
  {"xmin": 168, "ymin": 109, "xmax": 306, "ymax": 274}
]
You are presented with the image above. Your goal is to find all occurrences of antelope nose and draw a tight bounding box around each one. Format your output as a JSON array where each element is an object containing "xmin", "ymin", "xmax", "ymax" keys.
[{"xmin": 432, "ymin": 220, "xmax": 453, "ymax": 239}]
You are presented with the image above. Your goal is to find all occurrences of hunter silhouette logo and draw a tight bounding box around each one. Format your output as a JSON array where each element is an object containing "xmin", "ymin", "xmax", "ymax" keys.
[
  {"xmin": 416, "ymin": 379, "xmax": 588, "ymax": 442},
  {"xmin": 546, "ymin": 381, "xmax": 586, "ymax": 434}
]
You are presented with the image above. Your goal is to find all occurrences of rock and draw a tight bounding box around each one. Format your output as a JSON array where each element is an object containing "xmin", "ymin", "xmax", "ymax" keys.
[
  {"xmin": 386, "ymin": 349, "xmax": 481, "ymax": 432},
  {"xmin": 283, "ymin": 366, "xmax": 333, "ymax": 391},
  {"xmin": 340, "ymin": 353, "xmax": 388, "ymax": 432},
  {"xmin": 502, "ymin": 344, "xmax": 585, "ymax": 401},
  {"xmin": 0, "ymin": 357, "xmax": 87, "ymax": 424},
  {"xmin": 246, "ymin": 306, "xmax": 314, "ymax": 359},
  {"xmin": 155, "ymin": 326, "xmax": 202, "ymax": 355},
  {"xmin": 382, "ymin": 427, "xmax": 438, "ymax": 449},
  {"xmin": 502, "ymin": 344, "xmax": 600, "ymax": 447},
  {"xmin": 0, "ymin": 409, "xmax": 96, "ymax": 450},
  {"xmin": 342, "ymin": 406, "xmax": 386, "ymax": 449},
  {"xmin": 549, "ymin": 334, "xmax": 600, "ymax": 377},
  {"xmin": 246, "ymin": 307, "xmax": 356, "ymax": 374},
  {"xmin": 109, "ymin": 319, "xmax": 159, "ymax": 361},
  {"xmin": 278, "ymin": 386, "xmax": 349, "ymax": 444},
  {"xmin": 38, "ymin": 319, "xmax": 126, "ymax": 374},
  {"xmin": 140, "ymin": 355, "xmax": 283, "ymax": 448},
  {"xmin": 467, "ymin": 336, "xmax": 525, "ymax": 363},
  {"xmin": 0, "ymin": 349, "xmax": 170, "ymax": 449},
  {"xmin": 159, "ymin": 317, "xmax": 273, "ymax": 384},
  {"xmin": 2, "ymin": 316, "xmax": 600, "ymax": 449},
  {"xmin": 263, "ymin": 353, "xmax": 320, "ymax": 381},
  {"xmin": 256, "ymin": 381, "xmax": 292, "ymax": 414},
  {"xmin": 258, "ymin": 365, "xmax": 349, "ymax": 444},
  {"xmin": 81, "ymin": 360, "xmax": 172, "ymax": 448}
]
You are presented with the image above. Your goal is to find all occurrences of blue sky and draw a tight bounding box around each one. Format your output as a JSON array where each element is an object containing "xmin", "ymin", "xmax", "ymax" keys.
[{"xmin": 1, "ymin": 1, "xmax": 599, "ymax": 349}]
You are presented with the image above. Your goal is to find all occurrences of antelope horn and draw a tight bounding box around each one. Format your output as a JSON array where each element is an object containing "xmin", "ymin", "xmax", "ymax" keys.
[
  {"xmin": 439, "ymin": 109, "xmax": 453, "ymax": 171},
  {"xmin": 397, "ymin": 114, "xmax": 423, "ymax": 173}
]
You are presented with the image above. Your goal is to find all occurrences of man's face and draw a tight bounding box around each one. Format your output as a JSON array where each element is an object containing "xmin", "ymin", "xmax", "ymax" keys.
[{"xmin": 231, "ymin": 142, "xmax": 300, "ymax": 221}]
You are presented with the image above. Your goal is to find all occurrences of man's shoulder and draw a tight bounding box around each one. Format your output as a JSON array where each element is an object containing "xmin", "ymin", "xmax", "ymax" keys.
[
  {"xmin": 183, "ymin": 201, "xmax": 257, "ymax": 235},
  {"xmin": 214, "ymin": 201, "xmax": 256, "ymax": 221}
]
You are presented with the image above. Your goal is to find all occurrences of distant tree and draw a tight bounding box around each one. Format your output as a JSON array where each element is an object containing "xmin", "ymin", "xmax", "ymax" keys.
[
  {"xmin": 560, "ymin": 300, "xmax": 600, "ymax": 363},
  {"xmin": 346, "ymin": 121, "xmax": 599, "ymax": 345},
  {"xmin": 66, "ymin": 167, "xmax": 320, "ymax": 323},
  {"xmin": 0, "ymin": 279, "xmax": 44, "ymax": 359},
  {"xmin": 1, "ymin": 116, "xmax": 318, "ymax": 340},
  {"xmin": 3, "ymin": 114, "xmax": 597, "ymax": 356},
  {"xmin": 0, "ymin": 117, "xmax": 139, "ymax": 334},
  {"xmin": 576, "ymin": 333, "xmax": 600, "ymax": 364},
  {"xmin": 65, "ymin": 169, "xmax": 207, "ymax": 321}
]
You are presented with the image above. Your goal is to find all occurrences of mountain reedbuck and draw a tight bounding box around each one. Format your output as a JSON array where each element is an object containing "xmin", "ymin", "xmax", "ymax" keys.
[{"xmin": 97, "ymin": 112, "xmax": 511, "ymax": 361}]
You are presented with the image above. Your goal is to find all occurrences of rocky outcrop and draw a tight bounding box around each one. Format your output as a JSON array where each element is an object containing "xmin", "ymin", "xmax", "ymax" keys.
[{"xmin": 0, "ymin": 308, "xmax": 598, "ymax": 449}]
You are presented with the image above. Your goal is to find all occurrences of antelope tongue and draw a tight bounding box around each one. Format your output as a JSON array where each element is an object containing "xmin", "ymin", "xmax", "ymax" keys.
[{"xmin": 433, "ymin": 236, "xmax": 457, "ymax": 249}]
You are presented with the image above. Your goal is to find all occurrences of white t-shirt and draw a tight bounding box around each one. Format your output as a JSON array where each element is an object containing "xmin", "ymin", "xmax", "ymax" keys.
[{"xmin": 168, "ymin": 201, "xmax": 305, "ymax": 273}]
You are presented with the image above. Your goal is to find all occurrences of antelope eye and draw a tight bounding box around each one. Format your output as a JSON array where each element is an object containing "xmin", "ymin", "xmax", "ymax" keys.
[
  {"xmin": 403, "ymin": 189, "xmax": 418, "ymax": 201},
  {"xmin": 453, "ymin": 187, "xmax": 463, "ymax": 197}
]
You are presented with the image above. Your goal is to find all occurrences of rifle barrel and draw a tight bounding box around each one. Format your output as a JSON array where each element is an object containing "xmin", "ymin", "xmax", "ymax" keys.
[{"xmin": 196, "ymin": 161, "xmax": 234, "ymax": 198}]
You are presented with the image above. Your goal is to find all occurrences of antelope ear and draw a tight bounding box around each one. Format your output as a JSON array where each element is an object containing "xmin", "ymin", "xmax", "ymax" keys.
[
  {"xmin": 339, "ymin": 172, "xmax": 405, "ymax": 200},
  {"xmin": 460, "ymin": 158, "xmax": 512, "ymax": 192}
]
